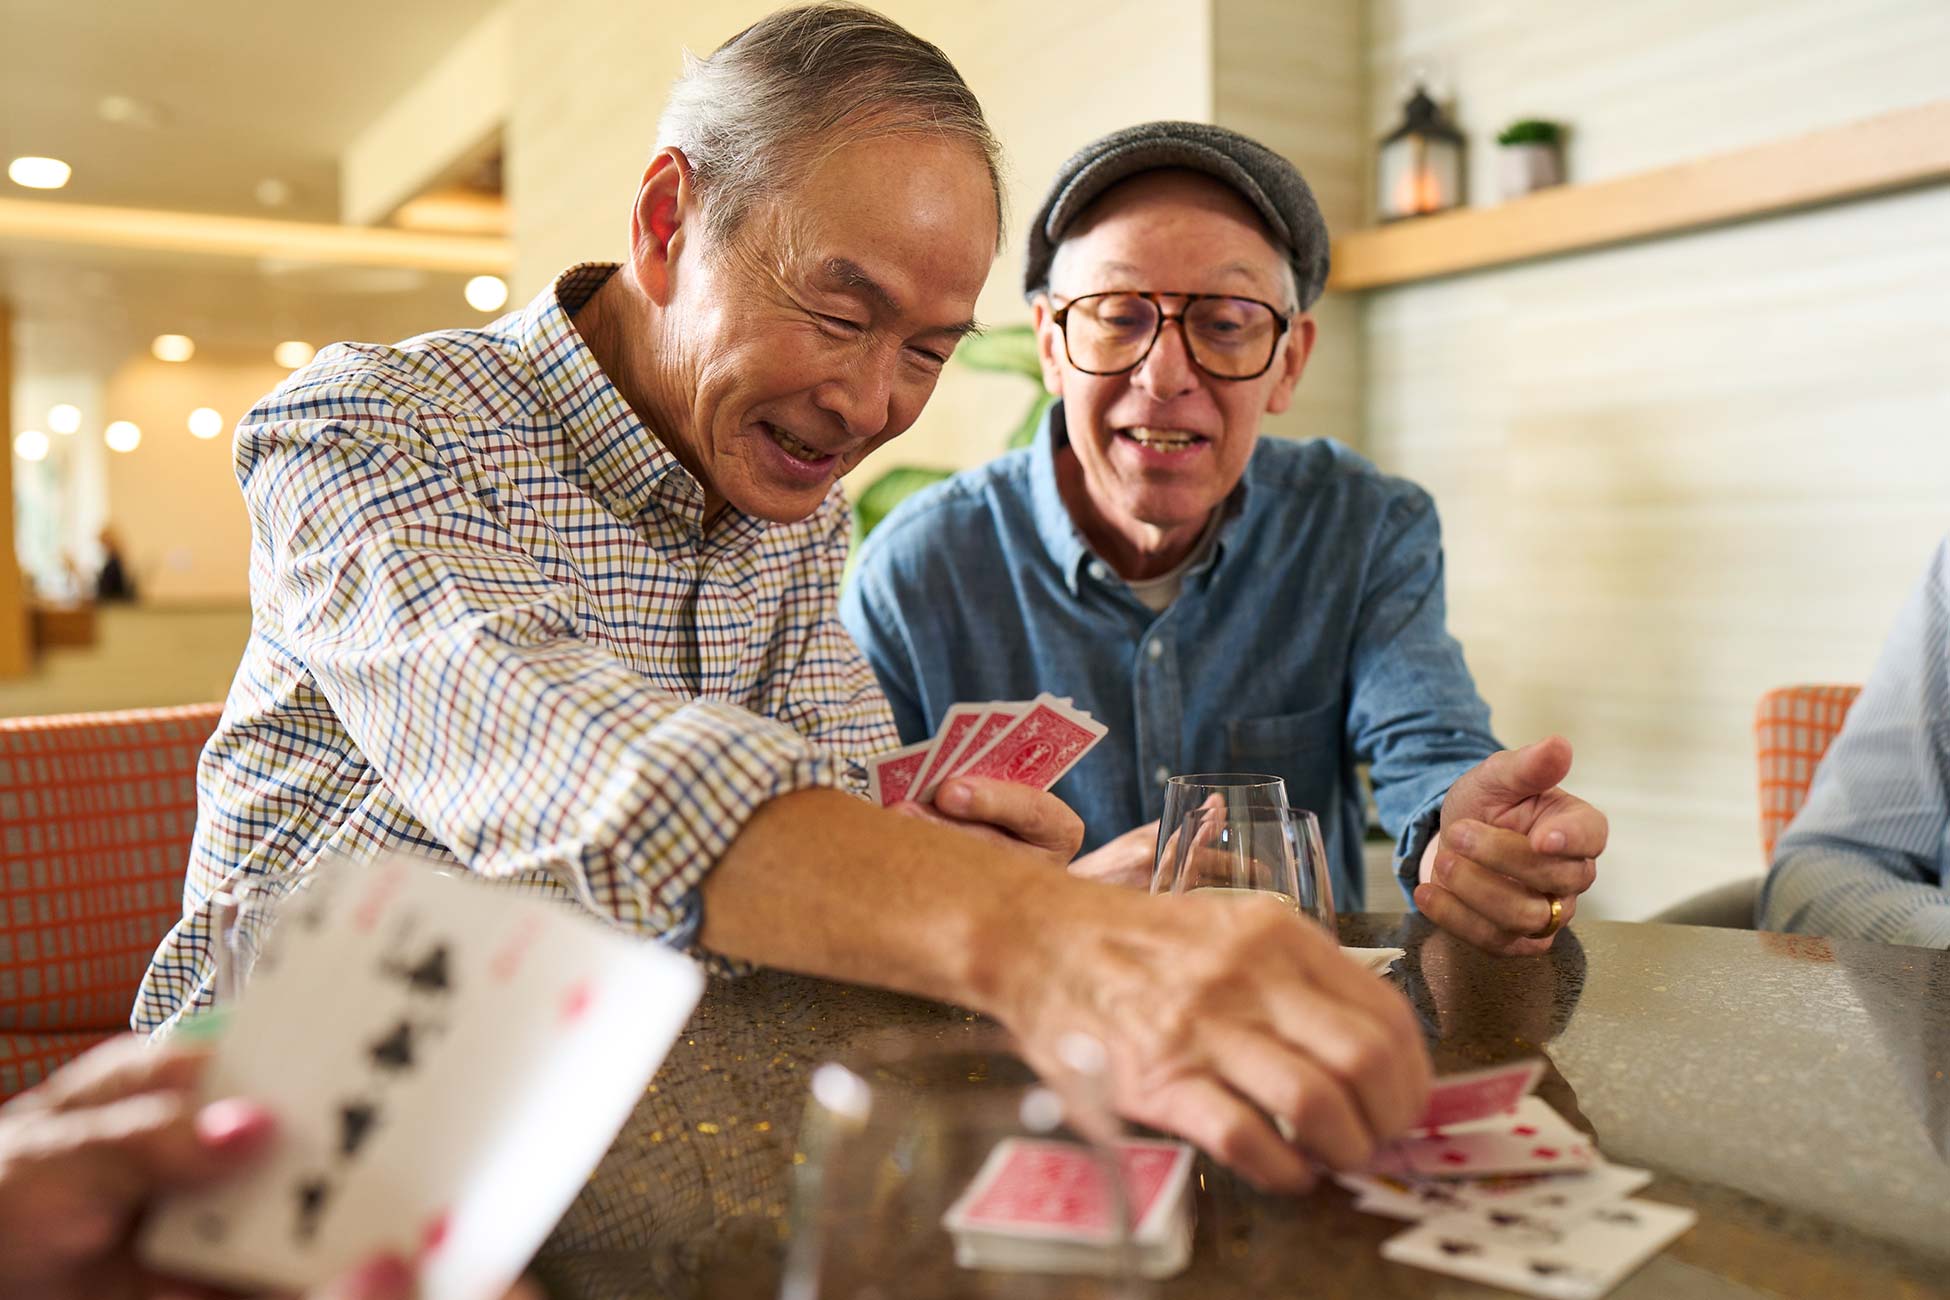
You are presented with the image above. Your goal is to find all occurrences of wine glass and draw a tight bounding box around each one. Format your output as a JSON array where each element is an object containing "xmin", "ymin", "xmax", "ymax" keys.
[
  {"xmin": 780, "ymin": 1028, "xmax": 1169, "ymax": 1298},
  {"xmin": 1151, "ymin": 774, "xmax": 1288, "ymax": 889},
  {"xmin": 1154, "ymin": 803, "xmax": 1337, "ymax": 935}
]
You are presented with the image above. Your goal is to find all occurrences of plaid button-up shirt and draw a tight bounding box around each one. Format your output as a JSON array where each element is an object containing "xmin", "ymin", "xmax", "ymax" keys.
[{"xmin": 134, "ymin": 264, "xmax": 899, "ymax": 1033}]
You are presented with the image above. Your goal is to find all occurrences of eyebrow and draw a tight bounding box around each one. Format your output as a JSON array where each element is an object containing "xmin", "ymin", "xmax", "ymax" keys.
[{"xmin": 821, "ymin": 256, "xmax": 982, "ymax": 339}]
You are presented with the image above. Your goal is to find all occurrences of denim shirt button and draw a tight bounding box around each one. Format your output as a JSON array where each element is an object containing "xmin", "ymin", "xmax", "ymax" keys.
[
  {"xmin": 1153, "ymin": 764, "xmax": 1170, "ymax": 785},
  {"xmin": 1146, "ymin": 640, "xmax": 1164, "ymax": 661},
  {"xmin": 1088, "ymin": 561, "xmax": 1109, "ymax": 581}
]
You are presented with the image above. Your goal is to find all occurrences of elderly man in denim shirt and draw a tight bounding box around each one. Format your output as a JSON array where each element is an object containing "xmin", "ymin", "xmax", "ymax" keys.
[{"xmin": 843, "ymin": 122, "xmax": 1607, "ymax": 955}]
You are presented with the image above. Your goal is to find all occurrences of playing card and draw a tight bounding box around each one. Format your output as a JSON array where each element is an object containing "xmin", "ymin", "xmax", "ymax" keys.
[
  {"xmin": 951, "ymin": 694, "xmax": 1107, "ymax": 791},
  {"xmin": 938, "ymin": 704, "xmax": 1028, "ymax": 785},
  {"xmin": 913, "ymin": 703, "xmax": 997, "ymax": 803},
  {"xmin": 866, "ymin": 739, "xmax": 933, "ymax": 806},
  {"xmin": 1375, "ymin": 1097, "xmax": 1598, "ymax": 1178},
  {"xmin": 1414, "ymin": 1059, "xmax": 1545, "ymax": 1131},
  {"xmin": 943, "ymin": 1137, "xmax": 1191, "ymax": 1245},
  {"xmin": 140, "ymin": 857, "xmax": 704, "ymax": 1298},
  {"xmin": 1341, "ymin": 946, "xmax": 1406, "ymax": 974},
  {"xmin": 1381, "ymin": 1197, "xmax": 1697, "ymax": 1299},
  {"xmin": 1338, "ymin": 1159, "xmax": 1653, "ymax": 1224},
  {"xmin": 942, "ymin": 1137, "xmax": 1194, "ymax": 1280}
]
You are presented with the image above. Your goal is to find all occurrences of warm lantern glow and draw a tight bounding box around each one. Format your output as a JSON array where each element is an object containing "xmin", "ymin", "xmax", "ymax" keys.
[
  {"xmin": 189, "ymin": 407, "xmax": 225, "ymax": 439},
  {"xmin": 105, "ymin": 421, "xmax": 143, "ymax": 453}
]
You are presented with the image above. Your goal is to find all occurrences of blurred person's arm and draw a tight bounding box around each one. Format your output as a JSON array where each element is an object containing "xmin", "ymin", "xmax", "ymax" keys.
[{"xmin": 1759, "ymin": 539, "xmax": 1950, "ymax": 949}]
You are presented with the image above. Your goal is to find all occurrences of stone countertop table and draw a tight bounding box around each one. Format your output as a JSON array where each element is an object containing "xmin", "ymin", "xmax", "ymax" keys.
[{"xmin": 534, "ymin": 916, "xmax": 1950, "ymax": 1299}]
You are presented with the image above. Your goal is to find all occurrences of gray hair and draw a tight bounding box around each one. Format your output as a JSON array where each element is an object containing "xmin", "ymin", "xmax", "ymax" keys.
[{"xmin": 657, "ymin": 4, "xmax": 1005, "ymax": 249}]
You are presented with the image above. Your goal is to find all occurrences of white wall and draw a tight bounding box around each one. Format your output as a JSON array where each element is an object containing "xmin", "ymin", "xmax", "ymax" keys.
[{"xmin": 1364, "ymin": 0, "xmax": 1950, "ymax": 918}]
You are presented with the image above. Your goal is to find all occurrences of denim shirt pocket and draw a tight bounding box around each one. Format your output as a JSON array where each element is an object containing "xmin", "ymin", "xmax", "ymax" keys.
[{"xmin": 1226, "ymin": 700, "xmax": 1341, "ymax": 763}]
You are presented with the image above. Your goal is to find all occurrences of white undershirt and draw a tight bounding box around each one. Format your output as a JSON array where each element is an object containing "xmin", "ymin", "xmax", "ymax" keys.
[{"xmin": 1119, "ymin": 517, "xmax": 1223, "ymax": 613}]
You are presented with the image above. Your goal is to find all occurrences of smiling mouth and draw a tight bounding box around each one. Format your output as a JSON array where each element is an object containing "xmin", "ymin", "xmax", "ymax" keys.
[
  {"xmin": 764, "ymin": 421, "xmax": 838, "ymax": 464},
  {"xmin": 1118, "ymin": 426, "xmax": 1209, "ymax": 451}
]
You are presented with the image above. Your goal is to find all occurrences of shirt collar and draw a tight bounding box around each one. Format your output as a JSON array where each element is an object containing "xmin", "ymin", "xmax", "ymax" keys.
[
  {"xmin": 1029, "ymin": 399, "xmax": 1254, "ymax": 595},
  {"xmin": 515, "ymin": 262, "xmax": 721, "ymax": 535}
]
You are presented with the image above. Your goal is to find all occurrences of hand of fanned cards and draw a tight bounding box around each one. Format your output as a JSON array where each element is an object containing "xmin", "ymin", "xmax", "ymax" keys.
[
  {"xmin": 1339, "ymin": 1059, "xmax": 1697, "ymax": 1299},
  {"xmin": 866, "ymin": 694, "xmax": 1107, "ymax": 807},
  {"xmin": 138, "ymin": 857, "xmax": 704, "ymax": 1300}
]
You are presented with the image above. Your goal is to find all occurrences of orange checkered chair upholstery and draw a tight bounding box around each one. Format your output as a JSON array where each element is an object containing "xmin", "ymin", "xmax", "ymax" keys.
[
  {"xmin": 0, "ymin": 703, "xmax": 223, "ymax": 1099},
  {"xmin": 1755, "ymin": 684, "xmax": 1862, "ymax": 863}
]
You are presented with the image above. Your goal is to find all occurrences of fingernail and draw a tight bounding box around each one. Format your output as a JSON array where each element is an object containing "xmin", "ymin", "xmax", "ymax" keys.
[
  {"xmin": 936, "ymin": 781, "xmax": 969, "ymax": 813},
  {"xmin": 1435, "ymin": 858, "xmax": 1453, "ymax": 886},
  {"xmin": 196, "ymin": 1099, "xmax": 272, "ymax": 1149},
  {"xmin": 1447, "ymin": 824, "xmax": 1473, "ymax": 854},
  {"xmin": 1543, "ymin": 830, "xmax": 1567, "ymax": 853},
  {"xmin": 338, "ymin": 1253, "xmax": 416, "ymax": 1299}
]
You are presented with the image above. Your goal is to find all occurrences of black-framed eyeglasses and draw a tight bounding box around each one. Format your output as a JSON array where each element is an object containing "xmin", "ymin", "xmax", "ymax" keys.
[{"xmin": 1050, "ymin": 291, "xmax": 1294, "ymax": 381}]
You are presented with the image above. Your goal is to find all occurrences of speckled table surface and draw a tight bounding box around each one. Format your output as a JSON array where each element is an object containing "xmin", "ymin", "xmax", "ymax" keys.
[{"xmin": 533, "ymin": 917, "xmax": 1950, "ymax": 1298}]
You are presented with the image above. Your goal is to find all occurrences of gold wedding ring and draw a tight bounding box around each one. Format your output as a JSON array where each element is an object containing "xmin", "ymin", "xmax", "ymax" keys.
[{"xmin": 1531, "ymin": 894, "xmax": 1567, "ymax": 940}]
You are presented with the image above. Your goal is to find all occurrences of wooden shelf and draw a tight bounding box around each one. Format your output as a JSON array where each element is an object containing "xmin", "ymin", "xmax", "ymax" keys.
[{"xmin": 1329, "ymin": 99, "xmax": 1950, "ymax": 292}]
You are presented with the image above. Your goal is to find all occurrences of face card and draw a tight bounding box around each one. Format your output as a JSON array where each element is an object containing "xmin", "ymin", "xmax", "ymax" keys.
[
  {"xmin": 1375, "ymin": 1098, "xmax": 1598, "ymax": 1179},
  {"xmin": 1381, "ymin": 1197, "xmax": 1697, "ymax": 1299},
  {"xmin": 1415, "ymin": 1059, "xmax": 1545, "ymax": 1132},
  {"xmin": 139, "ymin": 857, "xmax": 705, "ymax": 1299},
  {"xmin": 866, "ymin": 739, "xmax": 933, "ymax": 806},
  {"xmin": 951, "ymin": 695, "xmax": 1107, "ymax": 791},
  {"xmin": 942, "ymin": 1137, "xmax": 1192, "ymax": 1247},
  {"xmin": 913, "ymin": 704, "xmax": 993, "ymax": 803}
]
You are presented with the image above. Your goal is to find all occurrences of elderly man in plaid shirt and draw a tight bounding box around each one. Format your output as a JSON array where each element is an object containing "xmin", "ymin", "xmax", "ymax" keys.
[{"xmin": 136, "ymin": 5, "xmax": 1430, "ymax": 1192}]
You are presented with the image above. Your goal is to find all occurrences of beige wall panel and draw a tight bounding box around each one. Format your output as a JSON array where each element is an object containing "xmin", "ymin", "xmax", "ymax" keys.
[
  {"xmin": 1367, "ymin": 184, "xmax": 1950, "ymax": 920},
  {"xmin": 100, "ymin": 357, "xmax": 293, "ymax": 605},
  {"xmin": 1368, "ymin": 0, "xmax": 1950, "ymax": 211},
  {"xmin": 1214, "ymin": 0, "xmax": 1367, "ymax": 448},
  {"xmin": 508, "ymin": 0, "xmax": 1213, "ymax": 482}
]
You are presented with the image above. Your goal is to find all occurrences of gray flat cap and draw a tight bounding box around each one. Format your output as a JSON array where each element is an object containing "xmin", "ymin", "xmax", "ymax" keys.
[{"xmin": 1023, "ymin": 120, "xmax": 1330, "ymax": 309}]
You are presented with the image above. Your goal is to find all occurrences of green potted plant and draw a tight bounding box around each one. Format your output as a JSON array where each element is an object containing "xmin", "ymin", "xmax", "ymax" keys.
[{"xmin": 1496, "ymin": 118, "xmax": 1564, "ymax": 199}]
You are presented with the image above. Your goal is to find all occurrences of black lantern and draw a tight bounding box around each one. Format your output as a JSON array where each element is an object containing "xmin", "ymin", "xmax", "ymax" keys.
[{"xmin": 1376, "ymin": 84, "xmax": 1464, "ymax": 221}]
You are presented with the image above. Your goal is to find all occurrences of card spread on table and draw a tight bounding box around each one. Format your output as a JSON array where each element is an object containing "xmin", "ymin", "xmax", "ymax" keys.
[
  {"xmin": 1380, "ymin": 1197, "xmax": 1697, "ymax": 1299},
  {"xmin": 1375, "ymin": 1096, "xmax": 1598, "ymax": 1178},
  {"xmin": 942, "ymin": 1137, "xmax": 1194, "ymax": 1279},
  {"xmin": 864, "ymin": 695, "xmax": 1106, "ymax": 807},
  {"xmin": 1414, "ymin": 1058, "xmax": 1546, "ymax": 1131},
  {"xmin": 139, "ymin": 857, "xmax": 704, "ymax": 1298}
]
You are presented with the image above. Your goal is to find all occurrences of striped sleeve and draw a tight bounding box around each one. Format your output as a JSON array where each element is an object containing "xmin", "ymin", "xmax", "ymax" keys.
[{"xmin": 1759, "ymin": 539, "xmax": 1950, "ymax": 949}]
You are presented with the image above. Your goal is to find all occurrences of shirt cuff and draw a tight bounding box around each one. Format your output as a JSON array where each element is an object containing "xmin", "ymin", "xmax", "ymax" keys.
[{"xmin": 1394, "ymin": 789, "xmax": 1447, "ymax": 906}]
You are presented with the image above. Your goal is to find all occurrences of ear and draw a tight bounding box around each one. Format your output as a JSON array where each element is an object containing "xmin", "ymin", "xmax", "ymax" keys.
[
  {"xmin": 1030, "ymin": 294, "xmax": 1066, "ymax": 397},
  {"xmin": 1262, "ymin": 313, "xmax": 1316, "ymax": 416},
  {"xmin": 628, "ymin": 147, "xmax": 695, "ymax": 306}
]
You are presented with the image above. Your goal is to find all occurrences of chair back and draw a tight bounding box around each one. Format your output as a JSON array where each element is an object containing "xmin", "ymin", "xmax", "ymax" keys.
[
  {"xmin": 1754, "ymin": 685, "xmax": 1862, "ymax": 863},
  {"xmin": 0, "ymin": 703, "xmax": 223, "ymax": 1096}
]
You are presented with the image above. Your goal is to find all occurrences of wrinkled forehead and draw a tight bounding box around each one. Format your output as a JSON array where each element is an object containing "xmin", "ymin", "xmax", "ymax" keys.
[{"xmin": 1051, "ymin": 168, "xmax": 1292, "ymax": 299}]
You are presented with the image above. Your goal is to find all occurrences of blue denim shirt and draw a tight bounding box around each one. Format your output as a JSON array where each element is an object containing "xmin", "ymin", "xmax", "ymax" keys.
[{"xmin": 841, "ymin": 403, "xmax": 1501, "ymax": 908}]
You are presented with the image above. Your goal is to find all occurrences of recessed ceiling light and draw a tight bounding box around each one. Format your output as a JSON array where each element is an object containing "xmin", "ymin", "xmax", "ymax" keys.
[
  {"xmin": 464, "ymin": 275, "xmax": 509, "ymax": 312},
  {"xmin": 274, "ymin": 340, "xmax": 315, "ymax": 369},
  {"xmin": 13, "ymin": 430, "xmax": 50, "ymax": 462},
  {"xmin": 188, "ymin": 407, "xmax": 225, "ymax": 440},
  {"xmin": 105, "ymin": 421, "xmax": 142, "ymax": 453},
  {"xmin": 97, "ymin": 95, "xmax": 167, "ymax": 129},
  {"xmin": 47, "ymin": 404, "xmax": 81, "ymax": 434},
  {"xmin": 8, "ymin": 156, "xmax": 71, "ymax": 190},
  {"xmin": 151, "ymin": 333, "xmax": 196, "ymax": 363},
  {"xmin": 255, "ymin": 178, "xmax": 294, "ymax": 208}
]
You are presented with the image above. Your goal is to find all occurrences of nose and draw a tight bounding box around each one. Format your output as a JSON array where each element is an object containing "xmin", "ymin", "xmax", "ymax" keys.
[
  {"xmin": 812, "ymin": 353, "xmax": 897, "ymax": 441},
  {"xmin": 1132, "ymin": 316, "xmax": 1199, "ymax": 399}
]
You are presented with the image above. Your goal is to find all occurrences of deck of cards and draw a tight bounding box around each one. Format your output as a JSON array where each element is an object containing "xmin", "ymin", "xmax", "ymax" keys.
[
  {"xmin": 866, "ymin": 694, "xmax": 1107, "ymax": 807},
  {"xmin": 941, "ymin": 1136, "xmax": 1195, "ymax": 1280},
  {"xmin": 139, "ymin": 858, "xmax": 704, "ymax": 1300},
  {"xmin": 1343, "ymin": 1060, "xmax": 1697, "ymax": 1299}
]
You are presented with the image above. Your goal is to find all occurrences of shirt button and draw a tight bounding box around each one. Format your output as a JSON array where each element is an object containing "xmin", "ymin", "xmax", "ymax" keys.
[
  {"xmin": 1088, "ymin": 561, "xmax": 1109, "ymax": 581},
  {"xmin": 1154, "ymin": 765, "xmax": 1170, "ymax": 786},
  {"xmin": 1146, "ymin": 641, "xmax": 1164, "ymax": 661}
]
